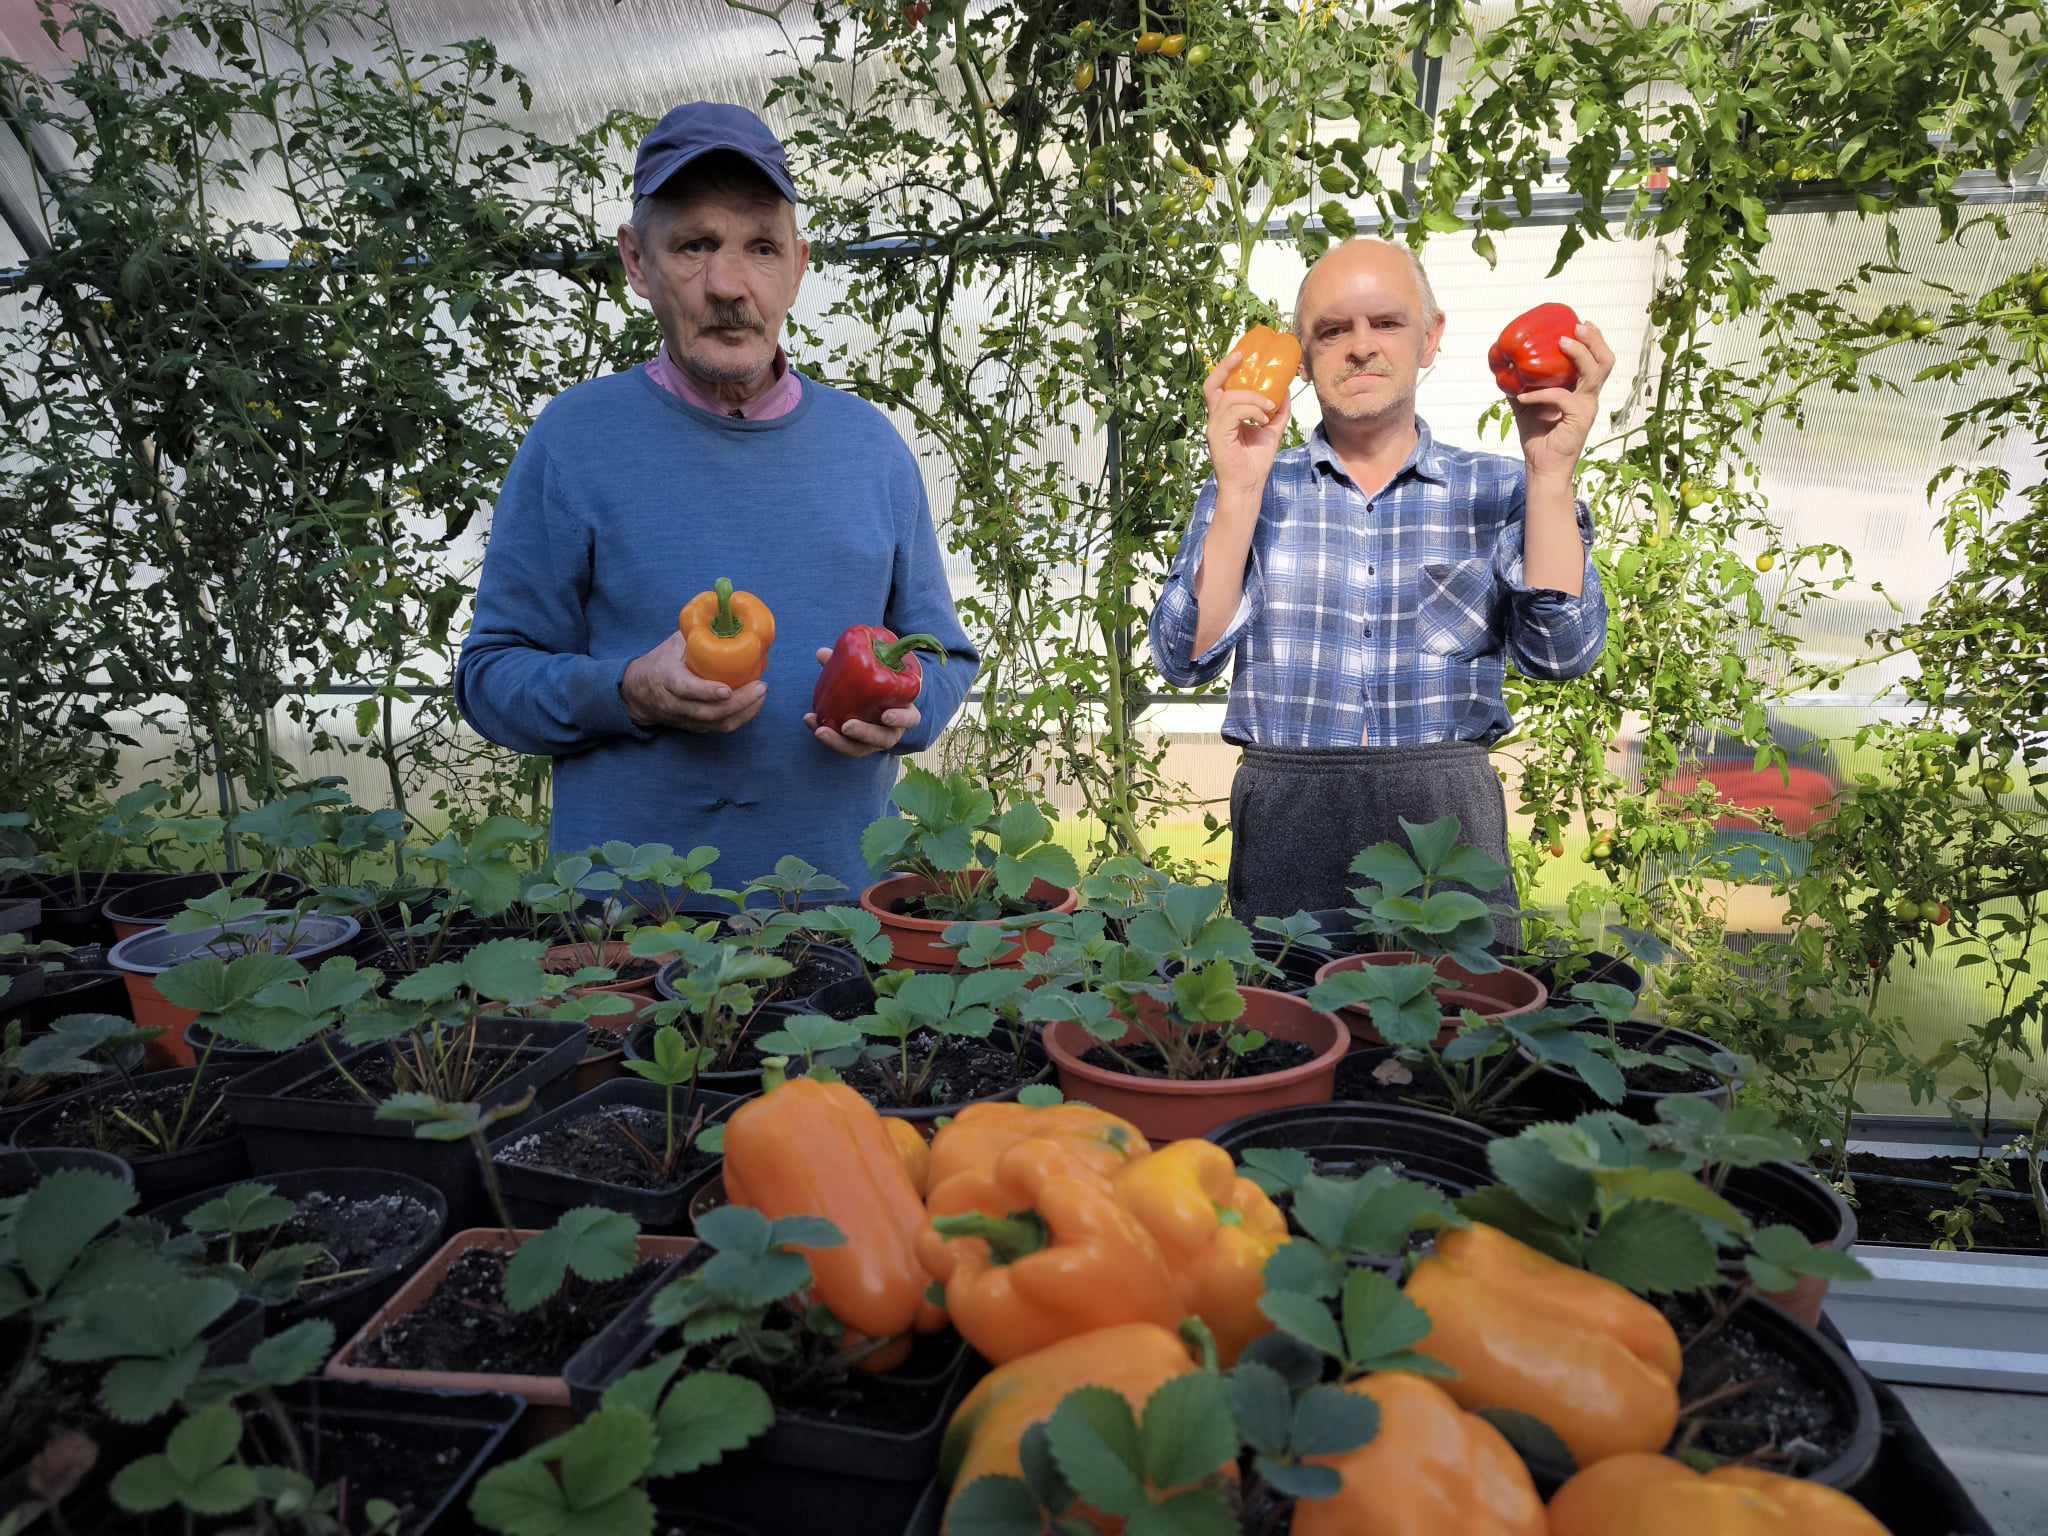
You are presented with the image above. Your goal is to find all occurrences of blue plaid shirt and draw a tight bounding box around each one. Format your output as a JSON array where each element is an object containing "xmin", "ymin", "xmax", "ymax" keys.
[{"xmin": 1148, "ymin": 418, "xmax": 1606, "ymax": 746}]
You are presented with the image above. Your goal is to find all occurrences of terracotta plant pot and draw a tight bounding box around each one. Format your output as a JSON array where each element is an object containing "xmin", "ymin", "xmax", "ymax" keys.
[
  {"xmin": 1039, "ymin": 987, "xmax": 1347, "ymax": 1140},
  {"xmin": 542, "ymin": 938, "xmax": 660, "ymax": 999},
  {"xmin": 1721, "ymin": 1161, "xmax": 1859, "ymax": 1327},
  {"xmin": 1313, "ymin": 951, "xmax": 1547, "ymax": 1048},
  {"xmin": 108, "ymin": 911, "xmax": 360, "ymax": 1068},
  {"xmin": 859, "ymin": 872, "xmax": 1076, "ymax": 972},
  {"xmin": 324, "ymin": 1226, "xmax": 697, "ymax": 1447}
]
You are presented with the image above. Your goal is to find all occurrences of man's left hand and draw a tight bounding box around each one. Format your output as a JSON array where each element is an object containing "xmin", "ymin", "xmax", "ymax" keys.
[
  {"xmin": 804, "ymin": 646, "xmax": 919, "ymax": 757},
  {"xmin": 1510, "ymin": 320, "xmax": 1615, "ymax": 481}
]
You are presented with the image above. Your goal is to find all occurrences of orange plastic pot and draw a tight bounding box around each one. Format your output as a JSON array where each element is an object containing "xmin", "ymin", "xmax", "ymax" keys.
[
  {"xmin": 109, "ymin": 912, "xmax": 360, "ymax": 1069},
  {"xmin": 542, "ymin": 939, "xmax": 660, "ymax": 999},
  {"xmin": 859, "ymin": 872, "xmax": 1076, "ymax": 972},
  {"xmin": 325, "ymin": 1227, "xmax": 697, "ymax": 1448},
  {"xmin": 1313, "ymin": 951, "xmax": 1547, "ymax": 1048},
  {"xmin": 1039, "ymin": 987, "xmax": 1346, "ymax": 1140}
]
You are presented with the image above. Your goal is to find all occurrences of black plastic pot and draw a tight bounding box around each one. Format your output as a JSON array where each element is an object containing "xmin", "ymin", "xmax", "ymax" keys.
[
  {"xmin": 0, "ymin": 1146, "xmax": 133, "ymax": 1195},
  {"xmin": 655, "ymin": 939, "xmax": 863, "ymax": 1021},
  {"xmin": 0, "ymin": 872, "xmax": 162, "ymax": 947},
  {"xmin": 252, "ymin": 1378, "xmax": 524, "ymax": 1533},
  {"xmin": 142, "ymin": 1167, "xmax": 450, "ymax": 1347},
  {"xmin": 222, "ymin": 1017, "xmax": 584, "ymax": 1227},
  {"xmin": 1523, "ymin": 948, "xmax": 1645, "ymax": 1000},
  {"xmin": 1525, "ymin": 1019, "xmax": 1737, "ymax": 1124},
  {"xmin": 808, "ymin": 973, "xmax": 877, "ymax": 1020},
  {"xmin": 1332, "ymin": 1045, "xmax": 1557, "ymax": 1131},
  {"xmin": 103, "ymin": 871, "xmax": 311, "ymax": 937},
  {"xmin": 1206, "ymin": 1100, "xmax": 1500, "ymax": 1192},
  {"xmin": 180, "ymin": 1019, "xmax": 325, "ymax": 1071},
  {"xmin": 13, "ymin": 1064, "xmax": 252, "ymax": 1207},
  {"xmin": 0, "ymin": 1075, "xmax": 110, "ymax": 1147},
  {"xmin": 1508, "ymin": 1295, "xmax": 1880, "ymax": 1495},
  {"xmin": 1304, "ymin": 909, "xmax": 1376, "ymax": 954},
  {"xmin": 565, "ymin": 1250, "xmax": 974, "ymax": 1536},
  {"xmin": 880, "ymin": 1032, "xmax": 1054, "ymax": 1126},
  {"xmin": 488, "ymin": 1079, "xmax": 744, "ymax": 1230},
  {"xmin": 0, "ymin": 966, "xmax": 129, "ymax": 1031}
]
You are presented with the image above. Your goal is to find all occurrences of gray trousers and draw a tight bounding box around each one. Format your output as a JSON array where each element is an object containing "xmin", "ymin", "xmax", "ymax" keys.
[{"xmin": 1225, "ymin": 740, "xmax": 1521, "ymax": 951}]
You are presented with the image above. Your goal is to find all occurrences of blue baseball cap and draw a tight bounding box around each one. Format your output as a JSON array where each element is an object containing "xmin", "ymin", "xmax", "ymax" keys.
[{"xmin": 633, "ymin": 102, "xmax": 800, "ymax": 206}]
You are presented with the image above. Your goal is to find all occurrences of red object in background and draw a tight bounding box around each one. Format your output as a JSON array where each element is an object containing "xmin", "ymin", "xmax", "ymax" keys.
[
  {"xmin": 1663, "ymin": 762, "xmax": 1838, "ymax": 837},
  {"xmin": 1488, "ymin": 303, "xmax": 1582, "ymax": 395}
]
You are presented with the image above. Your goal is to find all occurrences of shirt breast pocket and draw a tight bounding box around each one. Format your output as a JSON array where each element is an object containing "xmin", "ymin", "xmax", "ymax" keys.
[{"xmin": 1417, "ymin": 558, "xmax": 1501, "ymax": 661}]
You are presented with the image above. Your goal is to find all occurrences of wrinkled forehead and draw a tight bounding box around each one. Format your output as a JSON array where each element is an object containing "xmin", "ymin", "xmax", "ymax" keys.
[{"xmin": 1298, "ymin": 261, "xmax": 1424, "ymax": 332}]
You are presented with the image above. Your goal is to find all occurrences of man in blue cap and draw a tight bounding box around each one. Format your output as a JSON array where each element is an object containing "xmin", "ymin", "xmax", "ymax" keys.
[{"xmin": 456, "ymin": 103, "xmax": 979, "ymax": 897}]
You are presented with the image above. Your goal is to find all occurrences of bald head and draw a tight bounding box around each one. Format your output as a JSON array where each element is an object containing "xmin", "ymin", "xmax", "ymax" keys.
[
  {"xmin": 1294, "ymin": 239, "xmax": 1441, "ymax": 334},
  {"xmin": 1291, "ymin": 239, "xmax": 1446, "ymax": 429}
]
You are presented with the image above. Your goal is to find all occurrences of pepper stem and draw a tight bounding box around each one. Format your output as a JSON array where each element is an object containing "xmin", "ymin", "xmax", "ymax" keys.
[
  {"xmin": 872, "ymin": 632, "xmax": 948, "ymax": 672},
  {"xmin": 760, "ymin": 1054, "xmax": 788, "ymax": 1093},
  {"xmin": 929, "ymin": 1208, "xmax": 1048, "ymax": 1264},
  {"xmin": 1179, "ymin": 1316, "xmax": 1219, "ymax": 1372},
  {"xmin": 712, "ymin": 577, "xmax": 741, "ymax": 638}
]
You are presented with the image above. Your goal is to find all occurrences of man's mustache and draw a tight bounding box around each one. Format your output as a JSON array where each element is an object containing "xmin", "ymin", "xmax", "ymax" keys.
[
  {"xmin": 1341, "ymin": 366, "xmax": 1393, "ymax": 381},
  {"xmin": 702, "ymin": 303, "xmax": 761, "ymax": 332}
]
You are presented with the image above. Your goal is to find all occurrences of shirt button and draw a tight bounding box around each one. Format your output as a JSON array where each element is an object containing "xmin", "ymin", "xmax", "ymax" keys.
[
  {"xmin": 1363, "ymin": 626, "xmax": 1373, "ymax": 637},
  {"xmin": 1368, "ymin": 565, "xmax": 1375, "ymax": 575}
]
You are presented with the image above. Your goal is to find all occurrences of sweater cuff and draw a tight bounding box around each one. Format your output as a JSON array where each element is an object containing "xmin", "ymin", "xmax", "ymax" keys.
[{"xmin": 599, "ymin": 655, "xmax": 657, "ymax": 742}]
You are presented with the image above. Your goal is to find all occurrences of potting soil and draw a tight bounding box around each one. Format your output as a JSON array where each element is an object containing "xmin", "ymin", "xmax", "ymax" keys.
[
  {"xmin": 197, "ymin": 1190, "xmax": 437, "ymax": 1302},
  {"xmin": 494, "ymin": 1103, "xmax": 714, "ymax": 1191},
  {"xmin": 29, "ymin": 1080, "xmax": 235, "ymax": 1157},
  {"xmin": 289, "ymin": 1044, "xmax": 546, "ymax": 1104},
  {"xmin": 1664, "ymin": 1293, "xmax": 1853, "ymax": 1474},
  {"xmin": 1847, "ymin": 1168, "xmax": 2044, "ymax": 1249},
  {"xmin": 837, "ymin": 1030, "xmax": 1040, "ymax": 1109},
  {"xmin": 353, "ymin": 1249, "xmax": 664, "ymax": 1377}
]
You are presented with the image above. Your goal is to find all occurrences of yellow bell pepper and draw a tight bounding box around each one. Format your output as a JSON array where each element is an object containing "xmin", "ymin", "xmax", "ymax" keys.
[
  {"xmin": 723, "ymin": 1075, "xmax": 945, "ymax": 1369},
  {"xmin": 885, "ymin": 1115, "xmax": 931, "ymax": 1197},
  {"xmin": 1548, "ymin": 1452, "xmax": 1891, "ymax": 1534},
  {"xmin": 926, "ymin": 1099, "xmax": 1150, "ymax": 1190},
  {"xmin": 940, "ymin": 1323, "xmax": 1209, "ymax": 1534},
  {"xmin": 1110, "ymin": 1140, "xmax": 1286, "ymax": 1366},
  {"xmin": 920, "ymin": 1140, "xmax": 1184, "ymax": 1365},
  {"xmin": 1291, "ymin": 1373, "xmax": 1547, "ymax": 1536},
  {"xmin": 1402, "ymin": 1223, "xmax": 1682, "ymax": 1469}
]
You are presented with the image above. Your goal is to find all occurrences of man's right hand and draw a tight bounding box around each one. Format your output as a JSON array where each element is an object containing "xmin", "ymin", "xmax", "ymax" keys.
[
  {"xmin": 1203, "ymin": 348, "xmax": 1288, "ymax": 495},
  {"xmin": 621, "ymin": 632, "xmax": 768, "ymax": 733}
]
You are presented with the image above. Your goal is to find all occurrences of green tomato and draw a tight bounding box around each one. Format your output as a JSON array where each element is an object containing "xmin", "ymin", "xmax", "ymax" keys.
[
  {"xmin": 1890, "ymin": 895, "xmax": 1922, "ymax": 922},
  {"xmin": 1918, "ymin": 899, "xmax": 1943, "ymax": 923}
]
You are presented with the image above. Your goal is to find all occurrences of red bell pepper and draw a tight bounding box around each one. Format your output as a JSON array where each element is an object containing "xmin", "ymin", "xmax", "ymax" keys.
[
  {"xmin": 811, "ymin": 625, "xmax": 947, "ymax": 733},
  {"xmin": 1489, "ymin": 302, "xmax": 1581, "ymax": 395}
]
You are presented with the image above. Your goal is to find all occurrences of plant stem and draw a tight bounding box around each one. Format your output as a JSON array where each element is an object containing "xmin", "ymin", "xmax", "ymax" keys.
[{"xmin": 929, "ymin": 1210, "xmax": 1048, "ymax": 1263}]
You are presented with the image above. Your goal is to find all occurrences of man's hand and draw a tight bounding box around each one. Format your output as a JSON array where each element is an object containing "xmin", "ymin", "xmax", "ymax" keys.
[
  {"xmin": 1203, "ymin": 348, "xmax": 1288, "ymax": 494},
  {"xmin": 1509, "ymin": 320, "xmax": 1615, "ymax": 481},
  {"xmin": 804, "ymin": 646, "xmax": 919, "ymax": 758},
  {"xmin": 620, "ymin": 631, "xmax": 767, "ymax": 733}
]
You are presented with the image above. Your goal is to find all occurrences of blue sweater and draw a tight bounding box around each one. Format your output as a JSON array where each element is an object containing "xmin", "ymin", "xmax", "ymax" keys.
[{"xmin": 454, "ymin": 368, "xmax": 979, "ymax": 900}]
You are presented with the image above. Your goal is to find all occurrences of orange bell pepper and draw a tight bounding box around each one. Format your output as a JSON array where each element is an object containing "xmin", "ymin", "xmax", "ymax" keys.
[
  {"xmin": 678, "ymin": 576, "xmax": 775, "ymax": 688},
  {"xmin": 1110, "ymin": 1140, "xmax": 1286, "ymax": 1366},
  {"xmin": 1291, "ymin": 1373, "xmax": 1548, "ymax": 1536},
  {"xmin": 1224, "ymin": 324, "xmax": 1303, "ymax": 414},
  {"xmin": 920, "ymin": 1139, "xmax": 1183, "ymax": 1364},
  {"xmin": 926, "ymin": 1099, "xmax": 1151, "ymax": 1190},
  {"xmin": 723, "ymin": 1075, "xmax": 944, "ymax": 1365},
  {"xmin": 940, "ymin": 1322, "xmax": 1206, "ymax": 1534},
  {"xmin": 1403, "ymin": 1223, "xmax": 1681, "ymax": 1469},
  {"xmin": 1548, "ymin": 1452, "xmax": 1891, "ymax": 1535},
  {"xmin": 885, "ymin": 1114, "xmax": 931, "ymax": 1197}
]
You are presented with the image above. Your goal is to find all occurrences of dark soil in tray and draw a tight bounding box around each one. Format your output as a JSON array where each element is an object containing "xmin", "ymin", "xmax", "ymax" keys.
[
  {"xmin": 1665, "ymin": 1293, "xmax": 1852, "ymax": 1475},
  {"xmin": 289, "ymin": 1044, "xmax": 545, "ymax": 1105},
  {"xmin": 1613, "ymin": 1053, "xmax": 1722, "ymax": 1094},
  {"xmin": 1844, "ymin": 1150, "xmax": 2028, "ymax": 1184},
  {"xmin": 494, "ymin": 1104, "xmax": 716, "ymax": 1191},
  {"xmin": 551, "ymin": 953, "xmax": 661, "ymax": 985},
  {"xmin": 252, "ymin": 1407, "xmax": 483, "ymax": 1531},
  {"xmin": 1331, "ymin": 1051, "xmax": 1532, "ymax": 1124},
  {"xmin": 197, "ymin": 1190, "xmax": 437, "ymax": 1301},
  {"xmin": 28, "ymin": 1079, "xmax": 235, "ymax": 1157},
  {"xmin": 1080, "ymin": 1037, "xmax": 1314, "ymax": 1081},
  {"xmin": 665, "ymin": 1324, "xmax": 961, "ymax": 1434},
  {"xmin": 760, "ymin": 945, "xmax": 858, "ymax": 1005},
  {"xmin": 1848, "ymin": 1170, "xmax": 2044, "ymax": 1250},
  {"xmin": 838, "ymin": 1031, "xmax": 1040, "ymax": 1109},
  {"xmin": 355, "ymin": 1248, "xmax": 663, "ymax": 1377}
]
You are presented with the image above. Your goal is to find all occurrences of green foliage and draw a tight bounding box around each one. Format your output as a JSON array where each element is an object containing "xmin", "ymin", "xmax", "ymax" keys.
[
  {"xmin": 503, "ymin": 1208, "xmax": 642, "ymax": 1313},
  {"xmin": 862, "ymin": 768, "xmax": 1079, "ymax": 918},
  {"xmin": 644, "ymin": 1205, "xmax": 848, "ymax": 1380}
]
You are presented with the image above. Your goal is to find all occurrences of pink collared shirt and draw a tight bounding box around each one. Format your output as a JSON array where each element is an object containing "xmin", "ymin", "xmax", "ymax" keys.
[{"xmin": 645, "ymin": 340, "xmax": 803, "ymax": 420}]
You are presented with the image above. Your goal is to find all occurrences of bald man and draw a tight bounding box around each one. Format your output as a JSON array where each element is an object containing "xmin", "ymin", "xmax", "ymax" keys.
[{"xmin": 1147, "ymin": 240, "xmax": 1614, "ymax": 945}]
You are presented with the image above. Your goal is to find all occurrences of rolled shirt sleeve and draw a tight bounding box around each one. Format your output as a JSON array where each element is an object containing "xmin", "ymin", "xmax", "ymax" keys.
[
  {"xmin": 1490, "ymin": 488, "xmax": 1608, "ymax": 681},
  {"xmin": 1149, "ymin": 476, "xmax": 1264, "ymax": 688}
]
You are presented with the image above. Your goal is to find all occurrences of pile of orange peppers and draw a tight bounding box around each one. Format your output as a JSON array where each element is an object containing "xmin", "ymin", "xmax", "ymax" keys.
[{"xmin": 720, "ymin": 1076, "xmax": 1893, "ymax": 1536}]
